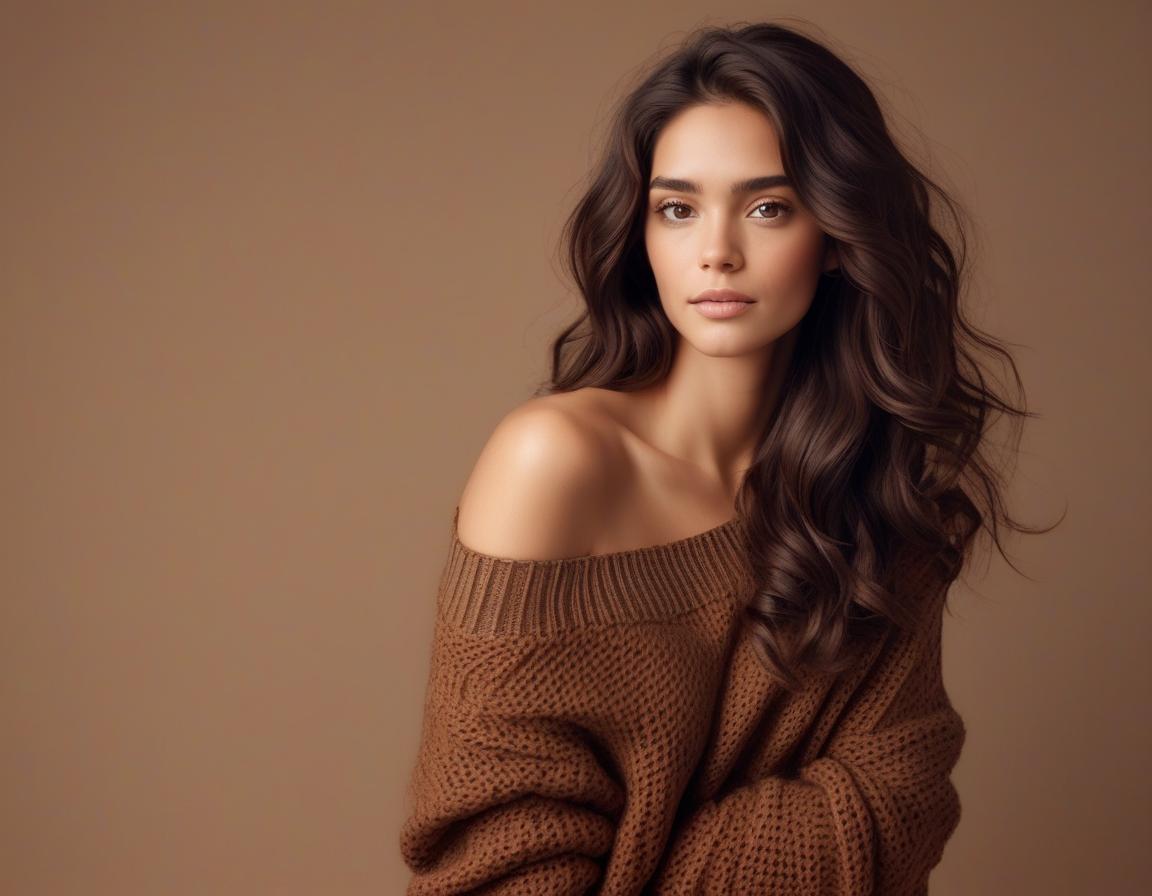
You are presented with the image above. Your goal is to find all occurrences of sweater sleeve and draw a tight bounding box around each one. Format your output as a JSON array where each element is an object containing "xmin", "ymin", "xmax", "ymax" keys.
[
  {"xmin": 398, "ymin": 611, "xmax": 625, "ymax": 895},
  {"xmin": 647, "ymin": 569, "xmax": 966, "ymax": 896}
]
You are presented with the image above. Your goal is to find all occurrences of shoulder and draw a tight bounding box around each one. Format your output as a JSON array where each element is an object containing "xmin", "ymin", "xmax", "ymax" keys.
[{"xmin": 455, "ymin": 392, "xmax": 630, "ymax": 560}]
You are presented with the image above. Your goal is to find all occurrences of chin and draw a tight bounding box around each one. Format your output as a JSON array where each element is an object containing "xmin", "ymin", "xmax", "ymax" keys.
[{"xmin": 678, "ymin": 327, "xmax": 782, "ymax": 358}]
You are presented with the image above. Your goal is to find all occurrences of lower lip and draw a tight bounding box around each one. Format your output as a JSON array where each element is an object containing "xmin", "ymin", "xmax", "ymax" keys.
[{"xmin": 691, "ymin": 300, "xmax": 754, "ymax": 319}]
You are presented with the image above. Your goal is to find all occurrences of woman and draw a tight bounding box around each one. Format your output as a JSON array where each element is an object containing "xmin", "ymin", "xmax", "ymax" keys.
[{"xmin": 399, "ymin": 21, "xmax": 1048, "ymax": 895}]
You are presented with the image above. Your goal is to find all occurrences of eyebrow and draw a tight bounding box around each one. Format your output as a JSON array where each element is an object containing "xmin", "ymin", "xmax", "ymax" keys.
[{"xmin": 648, "ymin": 174, "xmax": 792, "ymax": 194}]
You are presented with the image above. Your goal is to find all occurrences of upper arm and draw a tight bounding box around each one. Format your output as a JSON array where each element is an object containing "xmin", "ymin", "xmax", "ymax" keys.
[{"xmin": 455, "ymin": 400, "xmax": 615, "ymax": 560}]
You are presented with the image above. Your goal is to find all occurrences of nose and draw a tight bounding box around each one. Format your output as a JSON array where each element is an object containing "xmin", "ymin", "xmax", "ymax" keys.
[{"xmin": 698, "ymin": 223, "xmax": 743, "ymax": 272}]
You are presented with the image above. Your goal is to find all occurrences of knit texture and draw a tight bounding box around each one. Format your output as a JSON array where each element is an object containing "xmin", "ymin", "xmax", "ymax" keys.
[{"xmin": 399, "ymin": 507, "xmax": 966, "ymax": 894}]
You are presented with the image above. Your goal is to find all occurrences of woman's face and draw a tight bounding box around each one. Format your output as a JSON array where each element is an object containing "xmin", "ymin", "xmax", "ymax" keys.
[{"xmin": 643, "ymin": 101, "xmax": 836, "ymax": 357}]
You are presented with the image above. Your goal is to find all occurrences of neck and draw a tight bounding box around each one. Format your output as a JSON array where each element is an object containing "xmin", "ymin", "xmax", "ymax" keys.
[{"xmin": 629, "ymin": 328, "xmax": 797, "ymax": 494}]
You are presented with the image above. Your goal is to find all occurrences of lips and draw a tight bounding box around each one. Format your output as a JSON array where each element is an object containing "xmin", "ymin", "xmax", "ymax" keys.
[{"xmin": 689, "ymin": 288, "xmax": 755, "ymax": 303}]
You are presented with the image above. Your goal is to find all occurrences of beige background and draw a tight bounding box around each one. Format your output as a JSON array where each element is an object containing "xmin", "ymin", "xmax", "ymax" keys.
[{"xmin": 1, "ymin": 2, "xmax": 1148, "ymax": 893}]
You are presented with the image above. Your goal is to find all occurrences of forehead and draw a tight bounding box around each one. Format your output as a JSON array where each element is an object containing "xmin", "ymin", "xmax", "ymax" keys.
[{"xmin": 651, "ymin": 101, "xmax": 784, "ymax": 180}]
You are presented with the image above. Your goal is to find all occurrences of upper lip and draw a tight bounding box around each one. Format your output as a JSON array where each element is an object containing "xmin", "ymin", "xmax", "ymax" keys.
[{"xmin": 689, "ymin": 288, "xmax": 756, "ymax": 303}]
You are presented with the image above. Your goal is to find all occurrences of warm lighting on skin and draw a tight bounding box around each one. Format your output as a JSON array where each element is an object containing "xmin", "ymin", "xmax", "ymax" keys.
[{"xmin": 643, "ymin": 101, "xmax": 838, "ymax": 360}]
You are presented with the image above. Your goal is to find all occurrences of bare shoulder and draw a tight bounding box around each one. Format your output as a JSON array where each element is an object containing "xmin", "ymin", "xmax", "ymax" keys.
[{"xmin": 455, "ymin": 392, "xmax": 628, "ymax": 561}]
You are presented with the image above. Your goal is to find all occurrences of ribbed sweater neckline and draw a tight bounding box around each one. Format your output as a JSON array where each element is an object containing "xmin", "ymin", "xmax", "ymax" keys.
[{"xmin": 437, "ymin": 506, "xmax": 750, "ymax": 636}]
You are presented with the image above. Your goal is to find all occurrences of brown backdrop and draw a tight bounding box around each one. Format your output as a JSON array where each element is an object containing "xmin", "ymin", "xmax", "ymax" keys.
[{"xmin": 2, "ymin": 2, "xmax": 1148, "ymax": 893}]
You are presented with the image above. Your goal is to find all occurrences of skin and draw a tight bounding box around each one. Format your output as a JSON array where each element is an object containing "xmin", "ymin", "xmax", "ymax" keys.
[
  {"xmin": 457, "ymin": 100, "xmax": 839, "ymax": 559},
  {"xmin": 632, "ymin": 100, "xmax": 838, "ymax": 486}
]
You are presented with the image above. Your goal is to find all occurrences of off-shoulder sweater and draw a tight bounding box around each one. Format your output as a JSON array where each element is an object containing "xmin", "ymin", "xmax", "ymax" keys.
[{"xmin": 398, "ymin": 507, "xmax": 966, "ymax": 895}]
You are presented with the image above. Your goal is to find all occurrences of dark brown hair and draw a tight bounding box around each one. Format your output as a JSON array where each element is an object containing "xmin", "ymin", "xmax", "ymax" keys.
[{"xmin": 532, "ymin": 21, "xmax": 1058, "ymax": 691}]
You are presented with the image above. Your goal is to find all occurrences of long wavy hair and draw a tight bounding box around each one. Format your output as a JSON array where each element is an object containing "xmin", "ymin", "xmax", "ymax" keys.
[{"xmin": 531, "ymin": 21, "xmax": 1058, "ymax": 691}]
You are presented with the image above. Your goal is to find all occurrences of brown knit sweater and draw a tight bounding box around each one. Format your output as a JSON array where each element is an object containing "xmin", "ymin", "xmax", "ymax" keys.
[{"xmin": 399, "ymin": 507, "xmax": 965, "ymax": 894}]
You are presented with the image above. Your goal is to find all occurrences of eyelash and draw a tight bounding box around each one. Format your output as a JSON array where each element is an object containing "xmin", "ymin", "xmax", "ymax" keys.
[{"xmin": 652, "ymin": 198, "xmax": 793, "ymax": 224}]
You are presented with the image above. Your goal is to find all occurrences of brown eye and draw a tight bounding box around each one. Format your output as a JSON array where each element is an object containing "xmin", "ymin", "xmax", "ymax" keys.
[
  {"xmin": 654, "ymin": 200, "xmax": 693, "ymax": 222},
  {"xmin": 751, "ymin": 200, "xmax": 792, "ymax": 220}
]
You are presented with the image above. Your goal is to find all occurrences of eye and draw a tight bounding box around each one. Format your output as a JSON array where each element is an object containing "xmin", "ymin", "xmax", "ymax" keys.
[
  {"xmin": 750, "ymin": 200, "xmax": 792, "ymax": 220},
  {"xmin": 653, "ymin": 199, "xmax": 693, "ymax": 222}
]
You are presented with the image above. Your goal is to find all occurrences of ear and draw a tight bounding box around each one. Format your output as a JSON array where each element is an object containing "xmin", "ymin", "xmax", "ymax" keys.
[{"xmin": 822, "ymin": 239, "xmax": 840, "ymax": 273}]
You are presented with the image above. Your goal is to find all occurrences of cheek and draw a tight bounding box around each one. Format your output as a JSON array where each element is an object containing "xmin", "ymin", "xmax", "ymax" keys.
[
  {"xmin": 644, "ymin": 230, "xmax": 676, "ymax": 282},
  {"xmin": 645, "ymin": 239, "xmax": 689, "ymax": 314},
  {"xmin": 752, "ymin": 235, "xmax": 825, "ymax": 315},
  {"xmin": 764, "ymin": 229, "xmax": 825, "ymax": 283}
]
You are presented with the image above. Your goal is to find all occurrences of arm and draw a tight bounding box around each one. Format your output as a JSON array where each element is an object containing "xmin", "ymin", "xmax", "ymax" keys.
[
  {"xmin": 648, "ymin": 565, "xmax": 966, "ymax": 896},
  {"xmin": 399, "ymin": 619, "xmax": 625, "ymax": 895},
  {"xmin": 400, "ymin": 404, "xmax": 624, "ymax": 894}
]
